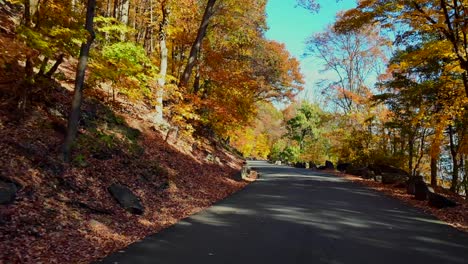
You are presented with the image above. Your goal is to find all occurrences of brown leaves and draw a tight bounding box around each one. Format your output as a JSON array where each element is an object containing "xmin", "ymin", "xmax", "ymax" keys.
[{"xmin": 0, "ymin": 88, "xmax": 250, "ymax": 263}]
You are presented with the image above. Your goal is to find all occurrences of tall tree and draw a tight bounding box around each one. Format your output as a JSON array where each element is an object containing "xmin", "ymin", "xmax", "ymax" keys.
[
  {"xmin": 62, "ymin": 0, "xmax": 97, "ymax": 162},
  {"xmin": 306, "ymin": 25, "xmax": 387, "ymax": 113},
  {"xmin": 179, "ymin": 0, "xmax": 217, "ymax": 88},
  {"xmin": 335, "ymin": 0, "xmax": 468, "ymax": 98},
  {"xmin": 154, "ymin": 0, "xmax": 171, "ymax": 122}
]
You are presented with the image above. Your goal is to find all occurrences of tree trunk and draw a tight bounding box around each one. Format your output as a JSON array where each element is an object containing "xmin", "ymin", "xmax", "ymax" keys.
[
  {"xmin": 179, "ymin": 0, "xmax": 217, "ymax": 88},
  {"xmin": 193, "ymin": 65, "xmax": 200, "ymax": 94},
  {"xmin": 412, "ymin": 129, "xmax": 426, "ymax": 177},
  {"xmin": 430, "ymin": 155, "xmax": 438, "ymax": 186},
  {"xmin": 154, "ymin": 1, "xmax": 170, "ymax": 123},
  {"xmin": 408, "ymin": 133, "xmax": 414, "ymax": 176},
  {"xmin": 62, "ymin": 0, "xmax": 96, "ymax": 162},
  {"xmin": 119, "ymin": 0, "xmax": 129, "ymax": 40},
  {"xmin": 45, "ymin": 53, "xmax": 65, "ymax": 78},
  {"xmin": 448, "ymin": 125, "xmax": 459, "ymax": 192}
]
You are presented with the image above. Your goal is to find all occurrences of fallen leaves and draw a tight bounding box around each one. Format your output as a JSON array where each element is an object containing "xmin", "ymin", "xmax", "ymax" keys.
[{"xmin": 0, "ymin": 84, "xmax": 250, "ymax": 263}]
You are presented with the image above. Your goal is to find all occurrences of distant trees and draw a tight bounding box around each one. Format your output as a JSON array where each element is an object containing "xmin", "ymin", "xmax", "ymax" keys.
[{"xmin": 264, "ymin": 0, "xmax": 468, "ymax": 194}]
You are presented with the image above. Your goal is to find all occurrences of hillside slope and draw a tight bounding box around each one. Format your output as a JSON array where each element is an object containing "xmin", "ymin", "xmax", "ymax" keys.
[{"xmin": 0, "ymin": 14, "xmax": 249, "ymax": 264}]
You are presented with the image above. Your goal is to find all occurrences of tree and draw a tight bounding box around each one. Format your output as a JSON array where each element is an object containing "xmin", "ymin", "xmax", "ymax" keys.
[
  {"xmin": 335, "ymin": 0, "xmax": 468, "ymax": 98},
  {"xmin": 62, "ymin": 0, "xmax": 97, "ymax": 162},
  {"xmin": 154, "ymin": 0, "xmax": 170, "ymax": 122},
  {"xmin": 285, "ymin": 101, "xmax": 322, "ymax": 151},
  {"xmin": 306, "ymin": 25, "xmax": 387, "ymax": 113},
  {"xmin": 179, "ymin": 0, "xmax": 217, "ymax": 88}
]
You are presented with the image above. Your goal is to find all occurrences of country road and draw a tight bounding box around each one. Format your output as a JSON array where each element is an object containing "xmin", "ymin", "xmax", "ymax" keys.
[{"xmin": 97, "ymin": 161, "xmax": 468, "ymax": 264}]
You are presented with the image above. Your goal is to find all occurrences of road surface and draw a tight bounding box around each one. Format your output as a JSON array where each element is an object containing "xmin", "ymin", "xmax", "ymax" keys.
[{"xmin": 97, "ymin": 161, "xmax": 468, "ymax": 264}]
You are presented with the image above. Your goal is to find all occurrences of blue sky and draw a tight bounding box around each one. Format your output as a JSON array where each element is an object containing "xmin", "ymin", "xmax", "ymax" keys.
[{"xmin": 265, "ymin": 0, "xmax": 356, "ymax": 102}]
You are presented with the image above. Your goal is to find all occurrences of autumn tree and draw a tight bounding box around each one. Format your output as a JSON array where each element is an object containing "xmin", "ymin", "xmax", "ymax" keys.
[
  {"xmin": 335, "ymin": 0, "xmax": 468, "ymax": 98},
  {"xmin": 62, "ymin": 0, "xmax": 97, "ymax": 162},
  {"xmin": 306, "ymin": 25, "xmax": 387, "ymax": 113}
]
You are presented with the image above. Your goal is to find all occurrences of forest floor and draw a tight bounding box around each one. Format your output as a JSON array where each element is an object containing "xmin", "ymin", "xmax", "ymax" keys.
[
  {"xmin": 0, "ymin": 11, "xmax": 251, "ymax": 263},
  {"xmin": 334, "ymin": 172, "xmax": 468, "ymax": 233}
]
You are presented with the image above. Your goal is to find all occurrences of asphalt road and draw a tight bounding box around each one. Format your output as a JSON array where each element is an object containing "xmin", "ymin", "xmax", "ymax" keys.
[{"xmin": 97, "ymin": 161, "xmax": 468, "ymax": 264}]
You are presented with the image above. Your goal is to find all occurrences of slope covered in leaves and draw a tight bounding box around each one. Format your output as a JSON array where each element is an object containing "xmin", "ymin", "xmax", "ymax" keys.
[{"xmin": 0, "ymin": 61, "xmax": 248, "ymax": 263}]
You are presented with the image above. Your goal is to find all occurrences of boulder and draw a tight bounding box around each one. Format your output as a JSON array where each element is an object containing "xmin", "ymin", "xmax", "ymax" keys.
[
  {"xmin": 234, "ymin": 166, "xmax": 249, "ymax": 181},
  {"xmin": 369, "ymin": 164, "xmax": 409, "ymax": 184},
  {"xmin": 381, "ymin": 173, "xmax": 407, "ymax": 184},
  {"xmin": 308, "ymin": 162, "xmax": 317, "ymax": 170},
  {"xmin": 294, "ymin": 162, "xmax": 306, "ymax": 168},
  {"xmin": 427, "ymin": 187, "xmax": 457, "ymax": 208},
  {"xmin": 325, "ymin": 160, "xmax": 334, "ymax": 169},
  {"xmin": 318, "ymin": 165, "xmax": 327, "ymax": 170},
  {"xmin": 346, "ymin": 167, "xmax": 372, "ymax": 179},
  {"xmin": 274, "ymin": 161, "xmax": 282, "ymax": 165},
  {"xmin": 337, "ymin": 163, "xmax": 351, "ymax": 172},
  {"xmin": 370, "ymin": 164, "xmax": 409, "ymax": 177},
  {"xmin": 108, "ymin": 184, "xmax": 144, "ymax": 215},
  {"xmin": 406, "ymin": 176, "xmax": 423, "ymax": 195},
  {"xmin": 0, "ymin": 179, "xmax": 19, "ymax": 205},
  {"xmin": 414, "ymin": 179, "xmax": 428, "ymax": 201}
]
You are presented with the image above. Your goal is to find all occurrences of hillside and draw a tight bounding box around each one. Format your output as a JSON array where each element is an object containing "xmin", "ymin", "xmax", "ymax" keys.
[
  {"xmin": 0, "ymin": 5, "xmax": 252, "ymax": 263},
  {"xmin": 0, "ymin": 63, "xmax": 249, "ymax": 263}
]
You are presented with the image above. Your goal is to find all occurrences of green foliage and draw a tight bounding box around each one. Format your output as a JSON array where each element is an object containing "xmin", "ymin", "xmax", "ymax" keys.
[
  {"xmin": 101, "ymin": 42, "xmax": 150, "ymax": 69},
  {"xmin": 90, "ymin": 41, "xmax": 157, "ymax": 101},
  {"xmin": 280, "ymin": 145, "xmax": 301, "ymax": 163},
  {"xmin": 94, "ymin": 16, "xmax": 134, "ymax": 43},
  {"xmin": 286, "ymin": 101, "xmax": 323, "ymax": 150}
]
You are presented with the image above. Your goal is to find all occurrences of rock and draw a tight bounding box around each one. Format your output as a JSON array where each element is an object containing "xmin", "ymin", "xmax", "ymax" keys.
[
  {"xmin": 325, "ymin": 160, "xmax": 334, "ymax": 169},
  {"xmin": 294, "ymin": 162, "xmax": 306, "ymax": 168},
  {"xmin": 0, "ymin": 179, "xmax": 18, "ymax": 205},
  {"xmin": 406, "ymin": 176, "xmax": 423, "ymax": 195},
  {"xmin": 370, "ymin": 164, "xmax": 409, "ymax": 177},
  {"xmin": 381, "ymin": 173, "xmax": 407, "ymax": 184},
  {"xmin": 369, "ymin": 164, "xmax": 409, "ymax": 184},
  {"xmin": 234, "ymin": 166, "xmax": 249, "ymax": 181},
  {"xmin": 337, "ymin": 163, "xmax": 351, "ymax": 172},
  {"xmin": 414, "ymin": 179, "xmax": 428, "ymax": 201},
  {"xmin": 309, "ymin": 162, "xmax": 317, "ymax": 170},
  {"xmin": 346, "ymin": 167, "xmax": 372, "ymax": 179},
  {"xmin": 318, "ymin": 165, "xmax": 327, "ymax": 170},
  {"xmin": 427, "ymin": 187, "xmax": 457, "ymax": 208},
  {"xmin": 214, "ymin": 157, "xmax": 222, "ymax": 165},
  {"xmin": 274, "ymin": 161, "xmax": 282, "ymax": 165},
  {"xmin": 108, "ymin": 184, "xmax": 144, "ymax": 215}
]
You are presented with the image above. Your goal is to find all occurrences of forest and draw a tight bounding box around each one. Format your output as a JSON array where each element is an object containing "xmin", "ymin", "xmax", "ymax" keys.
[
  {"xmin": 232, "ymin": 0, "xmax": 468, "ymax": 196},
  {"xmin": 0, "ymin": 0, "xmax": 467, "ymax": 262}
]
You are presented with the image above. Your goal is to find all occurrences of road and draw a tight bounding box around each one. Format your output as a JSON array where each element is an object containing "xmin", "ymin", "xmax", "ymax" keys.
[{"xmin": 97, "ymin": 160, "xmax": 468, "ymax": 264}]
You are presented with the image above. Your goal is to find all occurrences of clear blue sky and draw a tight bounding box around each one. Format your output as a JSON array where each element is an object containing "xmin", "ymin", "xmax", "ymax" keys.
[{"xmin": 265, "ymin": 0, "xmax": 356, "ymax": 102}]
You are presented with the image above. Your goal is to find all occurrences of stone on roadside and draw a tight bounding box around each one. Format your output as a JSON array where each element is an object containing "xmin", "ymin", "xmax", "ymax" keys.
[
  {"xmin": 427, "ymin": 187, "xmax": 457, "ymax": 208},
  {"xmin": 337, "ymin": 163, "xmax": 351, "ymax": 172},
  {"xmin": 0, "ymin": 179, "xmax": 19, "ymax": 205},
  {"xmin": 108, "ymin": 184, "xmax": 145, "ymax": 215},
  {"xmin": 414, "ymin": 179, "xmax": 428, "ymax": 201}
]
